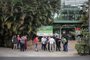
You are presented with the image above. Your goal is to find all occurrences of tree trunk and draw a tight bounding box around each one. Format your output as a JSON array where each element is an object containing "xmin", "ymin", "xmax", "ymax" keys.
[{"xmin": 88, "ymin": 0, "xmax": 90, "ymax": 54}]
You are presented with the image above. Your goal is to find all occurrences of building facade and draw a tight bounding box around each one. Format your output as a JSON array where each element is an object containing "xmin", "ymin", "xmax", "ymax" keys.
[{"xmin": 53, "ymin": 5, "xmax": 83, "ymax": 40}]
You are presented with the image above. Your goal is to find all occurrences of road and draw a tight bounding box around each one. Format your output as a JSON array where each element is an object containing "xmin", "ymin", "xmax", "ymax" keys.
[
  {"xmin": 0, "ymin": 56, "xmax": 90, "ymax": 60},
  {"xmin": 0, "ymin": 41, "xmax": 77, "ymax": 57},
  {"xmin": 1, "ymin": 40, "xmax": 90, "ymax": 60}
]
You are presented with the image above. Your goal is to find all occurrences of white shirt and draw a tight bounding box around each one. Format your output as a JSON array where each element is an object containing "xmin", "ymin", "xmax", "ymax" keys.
[
  {"xmin": 41, "ymin": 37, "xmax": 47, "ymax": 44},
  {"xmin": 49, "ymin": 38, "xmax": 55, "ymax": 44}
]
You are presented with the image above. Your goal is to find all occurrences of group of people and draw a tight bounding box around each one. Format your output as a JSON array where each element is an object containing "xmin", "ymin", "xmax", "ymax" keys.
[
  {"xmin": 11, "ymin": 35, "xmax": 27, "ymax": 51},
  {"xmin": 11, "ymin": 34, "xmax": 68, "ymax": 52},
  {"xmin": 33, "ymin": 35, "xmax": 68, "ymax": 52}
]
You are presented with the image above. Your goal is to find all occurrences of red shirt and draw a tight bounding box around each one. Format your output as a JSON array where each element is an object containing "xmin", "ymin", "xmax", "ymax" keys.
[{"xmin": 34, "ymin": 37, "xmax": 38, "ymax": 44}]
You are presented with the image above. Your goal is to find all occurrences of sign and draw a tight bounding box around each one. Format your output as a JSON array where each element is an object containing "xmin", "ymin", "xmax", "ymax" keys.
[{"xmin": 37, "ymin": 26, "xmax": 53, "ymax": 36}]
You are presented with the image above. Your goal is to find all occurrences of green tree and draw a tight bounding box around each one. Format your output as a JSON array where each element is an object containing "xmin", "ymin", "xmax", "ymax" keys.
[{"xmin": 0, "ymin": 0, "xmax": 60, "ymax": 47}]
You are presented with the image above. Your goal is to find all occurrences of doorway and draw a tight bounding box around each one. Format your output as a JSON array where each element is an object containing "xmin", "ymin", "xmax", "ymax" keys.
[{"xmin": 61, "ymin": 28, "xmax": 75, "ymax": 40}]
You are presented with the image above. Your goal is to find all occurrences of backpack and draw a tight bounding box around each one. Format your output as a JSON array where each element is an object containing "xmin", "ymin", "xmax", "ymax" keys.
[{"xmin": 62, "ymin": 38, "xmax": 67, "ymax": 44}]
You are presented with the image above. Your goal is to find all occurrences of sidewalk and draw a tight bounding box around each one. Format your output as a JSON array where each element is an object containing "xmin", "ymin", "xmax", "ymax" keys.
[{"xmin": 0, "ymin": 41, "xmax": 78, "ymax": 57}]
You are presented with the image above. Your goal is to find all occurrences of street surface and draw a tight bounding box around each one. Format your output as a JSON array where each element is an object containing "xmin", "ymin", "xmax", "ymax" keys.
[
  {"xmin": 0, "ymin": 41, "xmax": 77, "ymax": 57},
  {"xmin": 0, "ymin": 41, "xmax": 90, "ymax": 60},
  {"xmin": 0, "ymin": 56, "xmax": 90, "ymax": 60}
]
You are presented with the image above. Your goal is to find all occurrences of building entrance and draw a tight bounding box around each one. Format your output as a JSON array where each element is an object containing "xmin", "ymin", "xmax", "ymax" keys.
[
  {"xmin": 61, "ymin": 28, "xmax": 75, "ymax": 40},
  {"xmin": 53, "ymin": 26, "xmax": 76, "ymax": 40}
]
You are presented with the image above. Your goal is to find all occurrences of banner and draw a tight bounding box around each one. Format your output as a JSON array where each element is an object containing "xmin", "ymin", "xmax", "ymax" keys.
[{"xmin": 37, "ymin": 26, "xmax": 53, "ymax": 36}]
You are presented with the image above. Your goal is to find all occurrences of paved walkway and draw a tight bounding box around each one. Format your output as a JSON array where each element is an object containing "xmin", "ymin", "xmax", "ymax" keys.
[{"xmin": 0, "ymin": 41, "xmax": 78, "ymax": 57}]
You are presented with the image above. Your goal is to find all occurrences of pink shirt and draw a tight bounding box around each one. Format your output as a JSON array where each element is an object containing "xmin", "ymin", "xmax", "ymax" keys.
[{"xmin": 17, "ymin": 36, "xmax": 21, "ymax": 41}]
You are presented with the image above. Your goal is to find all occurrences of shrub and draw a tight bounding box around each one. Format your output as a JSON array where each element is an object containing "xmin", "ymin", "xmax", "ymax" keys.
[{"xmin": 75, "ymin": 43, "xmax": 89, "ymax": 55}]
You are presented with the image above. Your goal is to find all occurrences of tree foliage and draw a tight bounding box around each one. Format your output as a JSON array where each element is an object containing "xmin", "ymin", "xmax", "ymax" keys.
[
  {"xmin": 80, "ymin": 1, "xmax": 89, "ymax": 28},
  {"xmin": 0, "ymin": 0, "xmax": 60, "ymax": 47}
]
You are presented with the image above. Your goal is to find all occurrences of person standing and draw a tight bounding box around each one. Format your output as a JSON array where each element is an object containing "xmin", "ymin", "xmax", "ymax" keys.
[
  {"xmin": 55, "ymin": 36, "xmax": 61, "ymax": 51},
  {"xmin": 48, "ymin": 37, "xmax": 55, "ymax": 52},
  {"xmin": 12, "ymin": 35, "xmax": 17, "ymax": 49},
  {"xmin": 47, "ymin": 37, "xmax": 50, "ymax": 51},
  {"xmin": 17, "ymin": 35, "xmax": 21, "ymax": 49},
  {"xmin": 41, "ymin": 36, "xmax": 47, "ymax": 51},
  {"xmin": 24, "ymin": 35, "xmax": 27, "ymax": 50},
  {"xmin": 20, "ymin": 36, "xmax": 25, "ymax": 51},
  {"xmin": 33, "ymin": 36, "xmax": 39, "ymax": 51},
  {"xmin": 62, "ymin": 37, "xmax": 68, "ymax": 52}
]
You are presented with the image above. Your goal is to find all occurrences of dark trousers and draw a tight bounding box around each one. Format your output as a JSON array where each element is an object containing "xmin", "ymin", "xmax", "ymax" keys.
[
  {"xmin": 63, "ymin": 43, "xmax": 68, "ymax": 51},
  {"xmin": 56, "ymin": 45, "xmax": 61, "ymax": 51},
  {"xmin": 17, "ymin": 41, "xmax": 20, "ymax": 49},
  {"xmin": 48, "ymin": 43, "xmax": 50, "ymax": 51},
  {"xmin": 42, "ymin": 44, "xmax": 46, "ymax": 51},
  {"xmin": 56, "ymin": 42, "xmax": 61, "ymax": 51},
  {"xmin": 11, "ymin": 43, "xmax": 14, "ymax": 49},
  {"xmin": 20, "ymin": 43, "xmax": 25, "ymax": 51}
]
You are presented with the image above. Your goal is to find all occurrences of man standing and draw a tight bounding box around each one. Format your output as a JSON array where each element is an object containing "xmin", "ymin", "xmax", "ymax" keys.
[
  {"xmin": 49, "ymin": 37, "xmax": 55, "ymax": 52},
  {"xmin": 12, "ymin": 35, "xmax": 17, "ymax": 49},
  {"xmin": 55, "ymin": 36, "xmax": 61, "ymax": 51},
  {"xmin": 20, "ymin": 36, "xmax": 25, "ymax": 51},
  {"xmin": 62, "ymin": 36, "xmax": 68, "ymax": 52},
  {"xmin": 41, "ymin": 36, "xmax": 47, "ymax": 51},
  {"xmin": 24, "ymin": 35, "xmax": 27, "ymax": 50}
]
